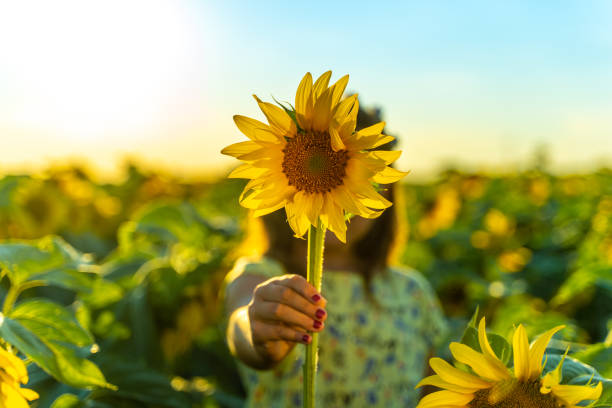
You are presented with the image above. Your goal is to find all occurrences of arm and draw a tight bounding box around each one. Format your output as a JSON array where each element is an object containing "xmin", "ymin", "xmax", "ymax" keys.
[{"xmin": 225, "ymin": 273, "xmax": 327, "ymax": 370}]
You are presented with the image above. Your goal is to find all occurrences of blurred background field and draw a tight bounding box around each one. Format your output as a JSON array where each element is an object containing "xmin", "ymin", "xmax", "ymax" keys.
[
  {"xmin": 2, "ymin": 1, "xmax": 612, "ymax": 406},
  {"xmin": 1, "ymin": 159, "xmax": 611, "ymax": 406}
]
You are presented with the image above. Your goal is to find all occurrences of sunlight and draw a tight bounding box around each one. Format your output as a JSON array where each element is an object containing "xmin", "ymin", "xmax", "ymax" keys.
[{"xmin": 0, "ymin": 0, "xmax": 202, "ymax": 140}]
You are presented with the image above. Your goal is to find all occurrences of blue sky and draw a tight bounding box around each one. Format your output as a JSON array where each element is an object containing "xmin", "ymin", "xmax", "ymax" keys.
[{"xmin": 1, "ymin": 1, "xmax": 611, "ymax": 179}]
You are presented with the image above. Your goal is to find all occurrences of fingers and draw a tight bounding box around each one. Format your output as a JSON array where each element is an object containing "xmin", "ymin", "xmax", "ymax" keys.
[
  {"xmin": 275, "ymin": 275, "xmax": 327, "ymax": 307},
  {"xmin": 253, "ymin": 301, "xmax": 325, "ymax": 332},
  {"xmin": 254, "ymin": 282, "xmax": 327, "ymax": 325},
  {"xmin": 251, "ymin": 320, "xmax": 312, "ymax": 345}
]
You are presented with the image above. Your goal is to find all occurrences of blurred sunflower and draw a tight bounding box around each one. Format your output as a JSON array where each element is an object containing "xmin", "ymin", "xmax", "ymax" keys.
[
  {"xmin": 0, "ymin": 346, "xmax": 39, "ymax": 408},
  {"xmin": 221, "ymin": 71, "xmax": 407, "ymax": 242},
  {"xmin": 416, "ymin": 318, "xmax": 602, "ymax": 408}
]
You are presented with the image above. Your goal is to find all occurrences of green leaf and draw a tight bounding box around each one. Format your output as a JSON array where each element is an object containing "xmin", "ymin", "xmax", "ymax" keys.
[
  {"xmin": 10, "ymin": 299, "xmax": 93, "ymax": 346},
  {"xmin": 460, "ymin": 326, "xmax": 512, "ymax": 366},
  {"xmin": 573, "ymin": 343, "xmax": 612, "ymax": 378},
  {"xmin": 51, "ymin": 394, "xmax": 114, "ymax": 408},
  {"xmin": 0, "ymin": 236, "xmax": 92, "ymax": 287},
  {"xmin": 543, "ymin": 354, "xmax": 598, "ymax": 383},
  {"xmin": 468, "ymin": 305, "xmax": 480, "ymax": 328},
  {"xmin": 0, "ymin": 302, "xmax": 113, "ymax": 390},
  {"xmin": 460, "ymin": 326, "xmax": 481, "ymax": 352},
  {"xmin": 50, "ymin": 394, "xmax": 81, "ymax": 408},
  {"xmin": 78, "ymin": 279, "xmax": 124, "ymax": 309},
  {"xmin": 93, "ymin": 361, "xmax": 191, "ymax": 408}
]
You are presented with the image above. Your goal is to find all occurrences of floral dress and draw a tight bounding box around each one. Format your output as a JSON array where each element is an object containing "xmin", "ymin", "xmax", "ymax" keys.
[{"xmin": 226, "ymin": 257, "xmax": 447, "ymax": 408}]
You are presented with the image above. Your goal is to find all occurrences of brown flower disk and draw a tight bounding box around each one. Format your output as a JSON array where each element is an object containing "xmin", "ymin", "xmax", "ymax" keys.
[{"xmin": 281, "ymin": 130, "xmax": 349, "ymax": 193}]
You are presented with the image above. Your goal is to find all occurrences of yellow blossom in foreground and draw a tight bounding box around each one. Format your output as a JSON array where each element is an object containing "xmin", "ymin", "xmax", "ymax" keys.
[
  {"xmin": 0, "ymin": 346, "xmax": 39, "ymax": 408},
  {"xmin": 221, "ymin": 71, "xmax": 407, "ymax": 242},
  {"xmin": 416, "ymin": 318, "xmax": 602, "ymax": 408}
]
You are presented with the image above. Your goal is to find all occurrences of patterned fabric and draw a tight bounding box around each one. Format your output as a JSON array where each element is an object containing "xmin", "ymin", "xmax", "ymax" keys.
[{"xmin": 227, "ymin": 257, "xmax": 447, "ymax": 408}]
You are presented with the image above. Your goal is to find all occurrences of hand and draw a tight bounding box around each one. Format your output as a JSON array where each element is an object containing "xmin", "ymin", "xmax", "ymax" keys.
[{"xmin": 247, "ymin": 274, "xmax": 327, "ymax": 365}]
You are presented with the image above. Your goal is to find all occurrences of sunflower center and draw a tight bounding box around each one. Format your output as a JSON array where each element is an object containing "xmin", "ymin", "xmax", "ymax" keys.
[
  {"xmin": 469, "ymin": 380, "xmax": 559, "ymax": 408},
  {"xmin": 281, "ymin": 130, "xmax": 349, "ymax": 194}
]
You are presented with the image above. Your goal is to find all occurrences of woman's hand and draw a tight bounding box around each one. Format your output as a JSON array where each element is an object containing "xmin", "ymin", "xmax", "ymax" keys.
[{"xmin": 247, "ymin": 274, "xmax": 327, "ymax": 365}]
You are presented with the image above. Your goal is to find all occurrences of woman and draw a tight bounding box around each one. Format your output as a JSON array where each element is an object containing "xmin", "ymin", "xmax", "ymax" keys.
[{"xmin": 224, "ymin": 109, "xmax": 447, "ymax": 407}]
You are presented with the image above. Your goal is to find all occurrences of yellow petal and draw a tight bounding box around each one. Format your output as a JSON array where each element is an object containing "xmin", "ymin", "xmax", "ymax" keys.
[
  {"xmin": 220, "ymin": 141, "xmax": 262, "ymax": 158},
  {"xmin": 449, "ymin": 342, "xmax": 510, "ymax": 382},
  {"xmin": 415, "ymin": 374, "xmax": 488, "ymax": 394},
  {"xmin": 550, "ymin": 382, "xmax": 602, "ymax": 406},
  {"xmin": 330, "ymin": 74, "xmax": 349, "ymax": 108},
  {"xmin": 371, "ymin": 166, "xmax": 409, "ymax": 184},
  {"xmin": 312, "ymin": 87, "xmax": 334, "ymax": 132},
  {"xmin": 416, "ymin": 390, "xmax": 474, "ymax": 408},
  {"xmin": 331, "ymin": 185, "xmax": 382, "ymax": 219},
  {"xmin": 540, "ymin": 347, "xmax": 568, "ymax": 394},
  {"xmin": 295, "ymin": 72, "xmax": 314, "ymax": 129},
  {"xmin": 0, "ymin": 347, "xmax": 28, "ymax": 383},
  {"xmin": 329, "ymin": 127, "xmax": 346, "ymax": 151},
  {"xmin": 233, "ymin": 115, "xmax": 279, "ymax": 142},
  {"xmin": 528, "ymin": 325, "xmax": 565, "ymax": 380},
  {"xmin": 347, "ymin": 94, "xmax": 359, "ymax": 123},
  {"xmin": 429, "ymin": 357, "xmax": 493, "ymax": 389},
  {"xmin": 343, "ymin": 170, "xmax": 392, "ymax": 210},
  {"xmin": 333, "ymin": 94, "xmax": 358, "ymax": 123},
  {"xmin": 304, "ymin": 193, "xmax": 324, "ymax": 226},
  {"xmin": 241, "ymin": 192, "xmax": 284, "ymax": 210},
  {"xmin": 285, "ymin": 202, "xmax": 310, "ymax": 238},
  {"xmin": 344, "ymin": 130, "xmax": 395, "ymax": 151},
  {"xmin": 17, "ymin": 387, "xmax": 39, "ymax": 401},
  {"xmin": 369, "ymin": 150, "xmax": 402, "ymax": 165},
  {"xmin": 239, "ymin": 145, "xmax": 283, "ymax": 162},
  {"xmin": 324, "ymin": 195, "xmax": 347, "ymax": 243},
  {"xmin": 253, "ymin": 95, "xmax": 296, "ymax": 136},
  {"xmin": 337, "ymin": 119, "xmax": 356, "ymax": 141},
  {"xmin": 0, "ymin": 377, "xmax": 31, "ymax": 408},
  {"xmin": 355, "ymin": 151, "xmax": 387, "ymax": 173},
  {"xmin": 228, "ymin": 164, "xmax": 268, "ymax": 179},
  {"xmin": 512, "ymin": 324, "xmax": 530, "ymax": 381},
  {"xmin": 238, "ymin": 177, "xmax": 268, "ymax": 202},
  {"xmin": 293, "ymin": 190, "xmax": 309, "ymax": 218},
  {"xmin": 312, "ymin": 70, "xmax": 332, "ymax": 99},
  {"xmin": 358, "ymin": 122, "xmax": 386, "ymax": 137},
  {"xmin": 478, "ymin": 318, "xmax": 512, "ymax": 380},
  {"xmin": 252, "ymin": 201, "xmax": 286, "ymax": 217}
]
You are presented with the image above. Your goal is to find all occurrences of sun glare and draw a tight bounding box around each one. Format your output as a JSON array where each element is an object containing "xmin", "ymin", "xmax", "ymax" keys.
[{"xmin": 0, "ymin": 0, "xmax": 203, "ymax": 140}]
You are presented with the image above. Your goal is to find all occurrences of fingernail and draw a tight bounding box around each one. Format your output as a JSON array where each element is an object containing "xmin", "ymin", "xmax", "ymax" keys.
[
  {"xmin": 302, "ymin": 334, "xmax": 311, "ymax": 343},
  {"xmin": 311, "ymin": 294, "xmax": 321, "ymax": 302},
  {"xmin": 315, "ymin": 308, "xmax": 326, "ymax": 319},
  {"xmin": 313, "ymin": 320, "xmax": 322, "ymax": 329}
]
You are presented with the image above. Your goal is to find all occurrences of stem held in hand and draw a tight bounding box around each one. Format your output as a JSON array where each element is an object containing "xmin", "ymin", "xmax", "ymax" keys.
[{"xmin": 303, "ymin": 220, "xmax": 325, "ymax": 408}]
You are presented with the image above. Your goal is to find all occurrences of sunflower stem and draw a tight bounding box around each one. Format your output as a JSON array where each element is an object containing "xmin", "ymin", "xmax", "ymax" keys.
[{"xmin": 304, "ymin": 220, "xmax": 326, "ymax": 408}]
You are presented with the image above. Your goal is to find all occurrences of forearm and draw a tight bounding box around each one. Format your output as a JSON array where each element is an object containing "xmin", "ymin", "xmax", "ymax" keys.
[{"xmin": 227, "ymin": 305, "xmax": 275, "ymax": 370}]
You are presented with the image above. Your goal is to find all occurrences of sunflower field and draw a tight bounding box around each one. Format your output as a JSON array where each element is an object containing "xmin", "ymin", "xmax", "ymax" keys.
[{"xmin": 0, "ymin": 163, "xmax": 611, "ymax": 407}]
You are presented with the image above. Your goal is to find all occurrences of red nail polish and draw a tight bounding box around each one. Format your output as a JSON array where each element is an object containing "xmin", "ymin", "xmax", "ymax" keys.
[
  {"xmin": 315, "ymin": 308, "xmax": 326, "ymax": 319},
  {"xmin": 311, "ymin": 294, "xmax": 321, "ymax": 302},
  {"xmin": 313, "ymin": 320, "xmax": 322, "ymax": 329},
  {"xmin": 302, "ymin": 334, "xmax": 311, "ymax": 343}
]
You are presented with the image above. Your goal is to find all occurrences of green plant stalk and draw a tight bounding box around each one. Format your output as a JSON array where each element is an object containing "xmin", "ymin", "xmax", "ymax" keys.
[
  {"xmin": 2, "ymin": 280, "xmax": 45, "ymax": 316},
  {"xmin": 303, "ymin": 220, "xmax": 326, "ymax": 408}
]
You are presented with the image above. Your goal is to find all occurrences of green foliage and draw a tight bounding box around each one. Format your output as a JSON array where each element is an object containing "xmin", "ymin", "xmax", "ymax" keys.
[
  {"xmin": 1, "ymin": 166, "xmax": 611, "ymax": 407},
  {"xmin": 0, "ymin": 302, "xmax": 111, "ymax": 390}
]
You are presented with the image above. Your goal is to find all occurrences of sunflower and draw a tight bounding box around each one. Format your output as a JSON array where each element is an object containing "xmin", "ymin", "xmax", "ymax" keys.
[
  {"xmin": 0, "ymin": 346, "xmax": 39, "ymax": 408},
  {"xmin": 416, "ymin": 318, "xmax": 602, "ymax": 408},
  {"xmin": 221, "ymin": 71, "xmax": 407, "ymax": 242}
]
